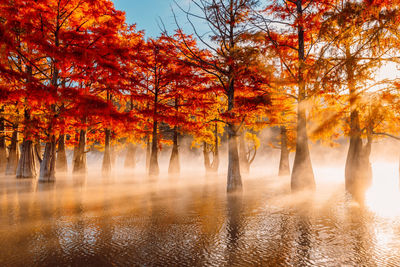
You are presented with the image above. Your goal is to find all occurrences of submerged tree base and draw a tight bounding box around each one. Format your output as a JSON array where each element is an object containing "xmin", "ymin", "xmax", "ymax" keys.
[
  {"xmin": 39, "ymin": 139, "xmax": 56, "ymax": 183},
  {"xmin": 168, "ymin": 147, "xmax": 180, "ymax": 175},
  {"xmin": 291, "ymin": 170, "xmax": 316, "ymax": 192},
  {"xmin": 5, "ymin": 129, "xmax": 19, "ymax": 176},
  {"xmin": 56, "ymin": 134, "xmax": 68, "ymax": 173},
  {"xmin": 291, "ymin": 156, "xmax": 316, "ymax": 192},
  {"xmin": 227, "ymin": 177, "xmax": 243, "ymax": 193},
  {"xmin": 345, "ymin": 133, "xmax": 373, "ymax": 200},
  {"xmin": 17, "ymin": 140, "xmax": 37, "ymax": 179},
  {"xmin": 124, "ymin": 144, "xmax": 137, "ymax": 169}
]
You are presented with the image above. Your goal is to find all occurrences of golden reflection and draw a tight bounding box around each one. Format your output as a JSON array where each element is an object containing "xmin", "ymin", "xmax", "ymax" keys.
[{"xmin": 3, "ymin": 168, "xmax": 400, "ymax": 265}]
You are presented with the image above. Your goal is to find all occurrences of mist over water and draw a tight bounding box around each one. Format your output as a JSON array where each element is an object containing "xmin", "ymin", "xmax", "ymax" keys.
[{"xmin": 1, "ymin": 140, "xmax": 400, "ymax": 266}]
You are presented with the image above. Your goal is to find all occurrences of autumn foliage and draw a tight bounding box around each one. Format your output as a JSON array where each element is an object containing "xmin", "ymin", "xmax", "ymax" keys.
[{"xmin": 1, "ymin": 0, "xmax": 400, "ymax": 195}]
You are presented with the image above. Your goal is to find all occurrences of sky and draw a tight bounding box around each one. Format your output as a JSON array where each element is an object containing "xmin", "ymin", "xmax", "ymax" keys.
[{"xmin": 112, "ymin": 0, "xmax": 186, "ymax": 37}]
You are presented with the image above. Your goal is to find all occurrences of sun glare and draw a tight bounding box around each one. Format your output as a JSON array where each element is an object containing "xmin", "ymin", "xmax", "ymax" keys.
[
  {"xmin": 373, "ymin": 62, "xmax": 400, "ymax": 92},
  {"xmin": 365, "ymin": 161, "xmax": 400, "ymax": 218}
]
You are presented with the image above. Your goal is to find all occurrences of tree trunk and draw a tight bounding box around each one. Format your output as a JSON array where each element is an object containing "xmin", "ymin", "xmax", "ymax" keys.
[
  {"xmin": 102, "ymin": 129, "xmax": 112, "ymax": 175},
  {"xmin": 17, "ymin": 108, "xmax": 38, "ymax": 178},
  {"xmin": 291, "ymin": 0, "xmax": 315, "ymax": 191},
  {"xmin": 168, "ymin": 126, "xmax": 180, "ymax": 175},
  {"xmin": 344, "ymin": 45, "xmax": 372, "ymax": 197},
  {"xmin": 124, "ymin": 143, "xmax": 137, "ymax": 169},
  {"xmin": 345, "ymin": 110, "xmax": 362, "ymax": 191},
  {"xmin": 239, "ymin": 130, "xmax": 249, "ymax": 174},
  {"xmin": 56, "ymin": 134, "xmax": 67, "ymax": 173},
  {"xmin": 227, "ymin": 124, "xmax": 242, "ymax": 192},
  {"xmin": 39, "ymin": 135, "xmax": 56, "ymax": 182},
  {"xmin": 0, "ymin": 116, "xmax": 7, "ymax": 174},
  {"xmin": 211, "ymin": 124, "xmax": 219, "ymax": 172},
  {"xmin": 16, "ymin": 139, "xmax": 37, "ymax": 178},
  {"xmin": 110, "ymin": 143, "xmax": 116, "ymax": 167},
  {"xmin": 5, "ymin": 125, "xmax": 19, "ymax": 176},
  {"xmin": 203, "ymin": 142, "xmax": 211, "ymax": 173},
  {"xmin": 225, "ymin": 47, "xmax": 242, "ymax": 192},
  {"xmin": 35, "ymin": 139, "xmax": 42, "ymax": 162},
  {"xmin": 345, "ymin": 126, "xmax": 373, "ymax": 196},
  {"xmin": 291, "ymin": 106, "xmax": 315, "ymax": 190},
  {"xmin": 148, "ymin": 120, "xmax": 159, "ymax": 176},
  {"xmin": 279, "ymin": 126, "xmax": 290, "ymax": 176},
  {"xmin": 73, "ymin": 129, "xmax": 87, "ymax": 174},
  {"xmin": 146, "ymin": 136, "xmax": 151, "ymax": 170},
  {"xmin": 362, "ymin": 134, "xmax": 373, "ymax": 187}
]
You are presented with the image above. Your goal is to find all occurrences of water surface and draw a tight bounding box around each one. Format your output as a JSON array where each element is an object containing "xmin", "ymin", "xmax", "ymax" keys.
[{"xmin": 1, "ymin": 173, "xmax": 400, "ymax": 266}]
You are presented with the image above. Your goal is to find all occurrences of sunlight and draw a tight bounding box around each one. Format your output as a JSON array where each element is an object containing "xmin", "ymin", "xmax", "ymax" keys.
[
  {"xmin": 372, "ymin": 62, "xmax": 400, "ymax": 92},
  {"xmin": 366, "ymin": 161, "xmax": 400, "ymax": 218}
]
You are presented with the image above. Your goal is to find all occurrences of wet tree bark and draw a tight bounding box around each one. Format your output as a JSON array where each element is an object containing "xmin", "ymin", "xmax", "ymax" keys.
[
  {"xmin": 291, "ymin": 0, "xmax": 315, "ymax": 191},
  {"xmin": 124, "ymin": 143, "xmax": 137, "ymax": 169},
  {"xmin": 56, "ymin": 134, "xmax": 67, "ymax": 173},
  {"xmin": 149, "ymin": 119, "xmax": 159, "ymax": 176},
  {"xmin": 73, "ymin": 129, "xmax": 87, "ymax": 174},
  {"xmin": 5, "ymin": 124, "xmax": 19, "ymax": 176},
  {"xmin": 168, "ymin": 126, "xmax": 180, "ymax": 175},
  {"xmin": 279, "ymin": 126, "xmax": 291, "ymax": 176},
  {"xmin": 102, "ymin": 129, "xmax": 112, "ymax": 175},
  {"xmin": 0, "ymin": 115, "xmax": 7, "ymax": 174},
  {"xmin": 39, "ymin": 135, "xmax": 56, "ymax": 182}
]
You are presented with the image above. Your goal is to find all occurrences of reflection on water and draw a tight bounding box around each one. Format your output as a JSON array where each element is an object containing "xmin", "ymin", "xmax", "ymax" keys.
[{"xmin": 1, "ymin": 173, "xmax": 400, "ymax": 266}]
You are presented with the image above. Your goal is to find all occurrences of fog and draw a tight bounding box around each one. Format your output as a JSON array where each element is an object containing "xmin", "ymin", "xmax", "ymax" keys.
[{"xmin": 2, "ymin": 134, "xmax": 400, "ymax": 266}]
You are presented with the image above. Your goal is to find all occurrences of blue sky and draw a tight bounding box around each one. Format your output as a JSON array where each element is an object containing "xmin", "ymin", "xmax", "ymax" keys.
[{"xmin": 112, "ymin": 0, "xmax": 183, "ymax": 37}]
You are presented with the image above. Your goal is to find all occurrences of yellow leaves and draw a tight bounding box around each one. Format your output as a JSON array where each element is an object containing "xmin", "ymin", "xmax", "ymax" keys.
[{"xmin": 245, "ymin": 132, "xmax": 260, "ymax": 150}]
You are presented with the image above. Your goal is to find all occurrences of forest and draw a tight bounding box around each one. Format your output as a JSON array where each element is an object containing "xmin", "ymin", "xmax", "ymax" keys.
[{"xmin": 1, "ymin": 0, "xmax": 400, "ymax": 200}]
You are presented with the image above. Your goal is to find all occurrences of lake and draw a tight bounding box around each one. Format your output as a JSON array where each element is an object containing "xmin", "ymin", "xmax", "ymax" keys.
[{"xmin": 1, "ymin": 168, "xmax": 400, "ymax": 266}]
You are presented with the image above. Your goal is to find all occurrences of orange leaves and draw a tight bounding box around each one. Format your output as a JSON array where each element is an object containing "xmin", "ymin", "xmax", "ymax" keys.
[{"xmin": 0, "ymin": 0, "xmax": 138, "ymax": 141}]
